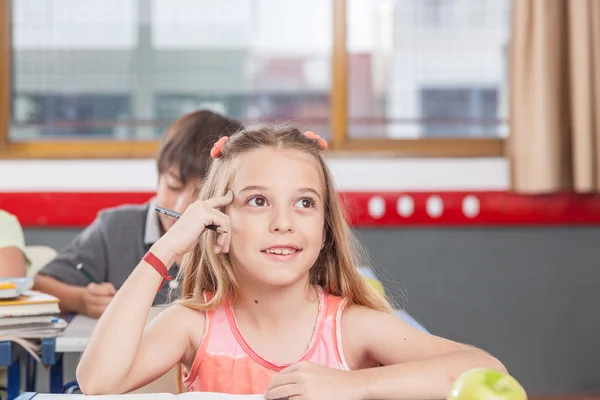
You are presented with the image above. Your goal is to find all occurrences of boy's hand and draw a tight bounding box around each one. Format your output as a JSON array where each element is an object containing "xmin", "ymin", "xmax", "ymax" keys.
[{"xmin": 82, "ymin": 282, "xmax": 116, "ymax": 318}]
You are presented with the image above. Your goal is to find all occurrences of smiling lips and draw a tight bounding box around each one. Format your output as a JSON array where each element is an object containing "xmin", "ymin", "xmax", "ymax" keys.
[{"xmin": 261, "ymin": 245, "xmax": 302, "ymax": 260}]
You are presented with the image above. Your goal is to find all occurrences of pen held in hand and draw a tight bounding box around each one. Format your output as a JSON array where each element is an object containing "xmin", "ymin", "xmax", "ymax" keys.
[
  {"xmin": 155, "ymin": 206, "xmax": 227, "ymax": 234},
  {"xmin": 76, "ymin": 263, "xmax": 101, "ymax": 284}
]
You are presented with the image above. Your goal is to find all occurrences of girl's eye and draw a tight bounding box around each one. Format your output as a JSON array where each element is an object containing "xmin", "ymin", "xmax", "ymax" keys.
[
  {"xmin": 295, "ymin": 198, "xmax": 315, "ymax": 208},
  {"xmin": 247, "ymin": 196, "xmax": 268, "ymax": 207}
]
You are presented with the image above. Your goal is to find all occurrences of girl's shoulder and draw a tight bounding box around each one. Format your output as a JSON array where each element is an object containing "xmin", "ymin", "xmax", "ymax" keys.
[
  {"xmin": 337, "ymin": 301, "xmax": 398, "ymax": 348},
  {"xmin": 150, "ymin": 290, "xmax": 215, "ymax": 332},
  {"xmin": 163, "ymin": 291, "xmax": 229, "ymax": 334},
  {"xmin": 151, "ymin": 303, "xmax": 206, "ymax": 334},
  {"xmin": 334, "ymin": 303, "xmax": 389, "ymax": 370},
  {"xmin": 152, "ymin": 302, "xmax": 207, "ymax": 368}
]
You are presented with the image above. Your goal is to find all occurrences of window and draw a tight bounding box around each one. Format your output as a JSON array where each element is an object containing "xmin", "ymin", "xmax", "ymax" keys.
[
  {"xmin": 13, "ymin": 94, "xmax": 132, "ymax": 139},
  {"xmin": 420, "ymin": 87, "xmax": 501, "ymax": 138},
  {"xmin": 0, "ymin": 0, "xmax": 508, "ymax": 158},
  {"xmin": 346, "ymin": 0, "xmax": 509, "ymax": 144},
  {"xmin": 155, "ymin": 92, "xmax": 330, "ymax": 138}
]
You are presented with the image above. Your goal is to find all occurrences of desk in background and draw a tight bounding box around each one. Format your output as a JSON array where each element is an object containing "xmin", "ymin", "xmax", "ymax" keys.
[
  {"xmin": 55, "ymin": 314, "xmax": 96, "ymax": 353},
  {"xmin": 0, "ymin": 314, "xmax": 97, "ymax": 400},
  {"xmin": 49, "ymin": 314, "xmax": 97, "ymax": 394}
]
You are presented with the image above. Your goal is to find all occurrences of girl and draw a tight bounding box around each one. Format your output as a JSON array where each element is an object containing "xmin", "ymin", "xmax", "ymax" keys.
[{"xmin": 77, "ymin": 124, "xmax": 506, "ymax": 399}]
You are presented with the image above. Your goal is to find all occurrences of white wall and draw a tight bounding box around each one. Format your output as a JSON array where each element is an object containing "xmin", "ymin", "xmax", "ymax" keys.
[{"xmin": 0, "ymin": 158, "xmax": 509, "ymax": 192}]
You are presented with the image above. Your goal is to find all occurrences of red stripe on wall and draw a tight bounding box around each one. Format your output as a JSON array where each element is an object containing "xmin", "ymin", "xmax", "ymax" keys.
[
  {"xmin": 0, "ymin": 192, "xmax": 155, "ymax": 227},
  {"xmin": 340, "ymin": 191, "xmax": 600, "ymax": 226},
  {"xmin": 2, "ymin": 191, "xmax": 600, "ymax": 228}
]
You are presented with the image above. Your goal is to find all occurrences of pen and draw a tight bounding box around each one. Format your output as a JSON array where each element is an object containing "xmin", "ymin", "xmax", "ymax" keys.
[
  {"xmin": 75, "ymin": 263, "xmax": 101, "ymax": 284},
  {"xmin": 155, "ymin": 206, "xmax": 227, "ymax": 234}
]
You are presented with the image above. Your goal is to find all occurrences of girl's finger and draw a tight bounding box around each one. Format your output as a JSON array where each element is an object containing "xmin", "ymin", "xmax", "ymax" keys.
[{"xmin": 203, "ymin": 189, "xmax": 234, "ymax": 209}]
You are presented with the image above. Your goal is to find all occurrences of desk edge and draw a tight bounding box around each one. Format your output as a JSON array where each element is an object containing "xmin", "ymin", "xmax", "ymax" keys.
[{"xmin": 15, "ymin": 392, "xmax": 37, "ymax": 400}]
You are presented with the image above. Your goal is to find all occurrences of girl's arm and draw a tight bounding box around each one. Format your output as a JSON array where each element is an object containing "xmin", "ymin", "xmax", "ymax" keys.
[
  {"xmin": 343, "ymin": 307, "xmax": 506, "ymax": 400},
  {"xmin": 76, "ymin": 243, "xmax": 198, "ymax": 394},
  {"xmin": 76, "ymin": 192, "xmax": 233, "ymax": 394}
]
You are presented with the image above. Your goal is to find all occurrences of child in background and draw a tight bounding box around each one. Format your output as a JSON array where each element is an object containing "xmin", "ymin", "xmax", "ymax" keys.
[
  {"xmin": 0, "ymin": 210, "xmax": 30, "ymax": 278},
  {"xmin": 76, "ymin": 124, "xmax": 506, "ymax": 399},
  {"xmin": 34, "ymin": 110, "xmax": 243, "ymax": 317}
]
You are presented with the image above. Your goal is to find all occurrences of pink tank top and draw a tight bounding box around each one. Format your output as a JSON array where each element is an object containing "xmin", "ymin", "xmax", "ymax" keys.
[{"xmin": 182, "ymin": 287, "xmax": 350, "ymax": 394}]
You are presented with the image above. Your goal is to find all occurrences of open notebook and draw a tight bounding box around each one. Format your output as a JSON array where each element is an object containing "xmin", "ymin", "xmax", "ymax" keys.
[{"xmin": 25, "ymin": 393, "xmax": 265, "ymax": 400}]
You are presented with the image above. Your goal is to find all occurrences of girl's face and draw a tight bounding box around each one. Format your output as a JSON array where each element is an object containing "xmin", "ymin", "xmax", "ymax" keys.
[{"xmin": 227, "ymin": 147, "xmax": 326, "ymax": 288}]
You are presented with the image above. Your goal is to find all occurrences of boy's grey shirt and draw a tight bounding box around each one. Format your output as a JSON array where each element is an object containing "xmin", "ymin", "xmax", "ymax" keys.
[{"xmin": 38, "ymin": 199, "xmax": 178, "ymax": 305}]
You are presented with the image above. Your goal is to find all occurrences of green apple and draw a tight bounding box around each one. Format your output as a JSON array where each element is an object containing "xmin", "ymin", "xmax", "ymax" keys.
[{"xmin": 447, "ymin": 368, "xmax": 527, "ymax": 400}]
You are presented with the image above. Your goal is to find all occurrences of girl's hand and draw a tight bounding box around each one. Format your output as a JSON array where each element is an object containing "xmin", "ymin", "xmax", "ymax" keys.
[
  {"xmin": 265, "ymin": 362, "xmax": 364, "ymax": 400},
  {"xmin": 158, "ymin": 190, "xmax": 234, "ymax": 258}
]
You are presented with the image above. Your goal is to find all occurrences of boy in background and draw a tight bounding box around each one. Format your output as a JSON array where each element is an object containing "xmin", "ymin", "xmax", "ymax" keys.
[{"xmin": 33, "ymin": 110, "xmax": 243, "ymax": 318}]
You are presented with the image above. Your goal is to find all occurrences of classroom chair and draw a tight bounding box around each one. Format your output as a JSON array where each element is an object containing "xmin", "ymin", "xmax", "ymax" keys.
[{"xmin": 24, "ymin": 246, "xmax": 57, "ymax": 278}]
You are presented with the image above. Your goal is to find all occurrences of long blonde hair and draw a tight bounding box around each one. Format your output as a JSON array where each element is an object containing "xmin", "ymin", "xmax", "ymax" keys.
[{"xmin": 173, "ymin": 123, "xmax": 391, "ymax": 391}]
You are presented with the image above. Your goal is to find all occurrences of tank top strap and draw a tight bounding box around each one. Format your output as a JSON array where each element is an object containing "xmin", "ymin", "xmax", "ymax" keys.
[{"xmin": 324, "ymin": 292, "xmax": 351, "ymax": 371}]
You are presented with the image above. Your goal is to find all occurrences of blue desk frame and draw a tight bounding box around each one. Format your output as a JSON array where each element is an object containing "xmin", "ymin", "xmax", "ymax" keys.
[{"xmin": 0, "ymin": 339, "xmax": 62, "ymax": 400}]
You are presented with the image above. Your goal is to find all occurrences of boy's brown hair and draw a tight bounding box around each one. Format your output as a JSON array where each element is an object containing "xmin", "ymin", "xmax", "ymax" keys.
[{"xmin": 156, "ymin": 110, "xmax": 243, "ymax": 184}]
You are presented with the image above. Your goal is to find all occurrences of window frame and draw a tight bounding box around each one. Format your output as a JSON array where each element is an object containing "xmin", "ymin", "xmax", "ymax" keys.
[{"xmin": 0, "ymin": 0, "xmax": 505, "ymax": 160}]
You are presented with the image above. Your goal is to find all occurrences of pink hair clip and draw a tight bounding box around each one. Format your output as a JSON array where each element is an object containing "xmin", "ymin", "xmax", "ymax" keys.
[
  {"xmin": 210, "ymin": 136, "xmax": 229, "ymax": 159},
  {"xmin": 304, "ymin": 131, "xmax": 328, "ymax": 150}
]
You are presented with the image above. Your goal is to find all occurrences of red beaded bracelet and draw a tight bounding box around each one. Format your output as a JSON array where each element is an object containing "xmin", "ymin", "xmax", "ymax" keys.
[{"xmin": 143, "ymin": 251, "xmax": 173, "ymax": 292}]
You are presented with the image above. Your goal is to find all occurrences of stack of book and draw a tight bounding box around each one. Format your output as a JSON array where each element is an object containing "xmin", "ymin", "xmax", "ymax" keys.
[{"xmin": 0, "ymin": 278, "xmax": 66, "ymax": 339}]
